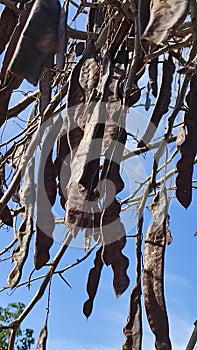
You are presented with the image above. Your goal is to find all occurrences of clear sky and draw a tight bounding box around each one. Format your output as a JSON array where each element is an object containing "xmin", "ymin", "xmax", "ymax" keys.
[{"xmin": 0, "ymin": 1, "xmax": 197, "ymax": 350}]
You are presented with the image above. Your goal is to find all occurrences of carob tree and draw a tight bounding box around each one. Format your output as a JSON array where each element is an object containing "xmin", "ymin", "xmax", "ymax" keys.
[{"xmin": 0, "ymin": 0, "xmax": 196, "ymax": 349}]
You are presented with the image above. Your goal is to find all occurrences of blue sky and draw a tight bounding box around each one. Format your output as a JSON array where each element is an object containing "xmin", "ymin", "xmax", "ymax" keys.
[
  {"xmin": 0, "ymin": 192, "xmax": 197, "ymax": 349},
  {"xmin": 0, "ymin": 1, "xmax": 197, "ymax": 350}
]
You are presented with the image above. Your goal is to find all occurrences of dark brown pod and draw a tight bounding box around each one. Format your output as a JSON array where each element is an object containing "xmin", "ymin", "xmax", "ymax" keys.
[
  {"xmin": 8, "ymin": 0, "xmax": 61, "ymax": 85},
  {"xmin": 143, "ymin": 189, "xmax": 172, "ymax": 350},
  {"xmin": 83, "ymin": 247, "xmax": 103, "ymax": 318},
  {"xmin": 122, "ymin": 284, "xmax": 142, "ymax": 350},
  {"xmin": 138, "ymin": 55, "xmax": 175, "ymax": 147},
  {"xmin": 148, "ymin": 57, "xmax": 158, "ymax": 98},
  {"xmin": 176, "ymin": 75, "xmax": 197, "ymax": 208},
  {"xmin": 0, "ymin": 6, "xmax": 18, "ymax": 55}
]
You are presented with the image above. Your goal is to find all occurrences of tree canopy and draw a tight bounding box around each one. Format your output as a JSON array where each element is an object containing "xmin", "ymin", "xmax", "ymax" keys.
[
  {"xmin": 0, "ymin": 0, "xmax": 196, "ymax": 349},
  {"xmin": 0, "ymin": 302, "xmax": 34, "ymax": 349}
]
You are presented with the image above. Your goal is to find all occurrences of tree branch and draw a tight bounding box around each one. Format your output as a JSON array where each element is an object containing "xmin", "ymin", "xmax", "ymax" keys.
[{"xmin": 7, "ymin": 232, "xmax": 73, "ymax": 350}]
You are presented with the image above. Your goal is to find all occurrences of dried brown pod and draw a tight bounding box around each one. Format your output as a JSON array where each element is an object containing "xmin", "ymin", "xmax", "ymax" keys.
[
  {"xmin": 0, "ymin": 77, "xmax": 22, "ymax": 127},
  {"xmin": 0, "ymin": 154, "xmax": 13, "ymax": 227},
  {"xmin": 101, "ymin": 201, "xmax": 130, "ymax": 297},
  {"xmin": 0, "ymin": 6, "xmax": 18, "ymax": 55},
  {"xmin": 138, "ymin": 0, "xmax": 151, "ymax": 36},
  {"xmin": 143, "ymin": 189, "xmax": 172, "ymax": 350},
  {"xmin": 0, "ymin": 1, "xmax": 33, "ymax": 83},
  {"xmin": 138, "ymin": 55, "xmax": 175, "ymax": 147},
  {"xmin": 34, "ymin": 119, "xmax": 61, "ymax": 270},
  {"xmin": 122, "ymin": 284, "xmax": 142, "ymax": 350},
  {"xmin": 55, "ymin": 128, "xmax": 71, "ymax": 209},
  {"xmin": 7, "ymin": 157, "xmax": 35, "ymax": 288},
  {"xmin": 36, "ymin": 324, "xmax": 48, "ymax": 350},
  {"xmin": 176, "ymin": 75, "xmax": 197, "ymax": 208},
  {"xmin": 39, "ymin": 56, "xmax": 53, "ymax": 116},
  {"xmin": 83, "ymin": 247, "xmax": 103, "ymax": 318},
  {"xmin": 148, "ymin": 57, "xmax": 158, "ymax": 98},
  {"xmin": 75, "ymin": 42, "xmax": 85, "ymax": 57},
  {"xmin": 0, "ymin": 1, "xmax": 33, "ymax": 126},
  {"xmin": 141, "ymin": 0, "xmax": 189, "ymax": 47},
  {"xmin": 0, "ymin": 190, "xmax": 13, "ymax": 227},
  {"xmin": 7, "ymin": 0, "xmax": 61, "ymax": 85},
  {"xmin": 65, "ymin": 52, "xmax": 110, "ymax": 235}
]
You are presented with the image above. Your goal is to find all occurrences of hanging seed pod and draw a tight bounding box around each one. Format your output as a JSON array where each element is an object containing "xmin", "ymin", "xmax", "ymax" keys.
[
  {"xmin": 176, "ymin": 75, "xmax": 197, "ymax": 208},
  {"xmin": 7, "ymin": 0, "xmax": 61, "ymax": 85},
  {"xmin": 0, "ymin": 193, "xmax": 13, "ymax": 227},
  {"xmin": 83, "ymin": 247, "xmax": 103, "ymax": 318},
  {"xmin": 111, "ymin": 242, "xmax": 130, "ymax": 297},
  {"xmin": 65, "ymin": 52, "xmax": 111, "ymax": 235},
  {"xmin": 79, "ymin": 40, "xmax": 100, "ymax": 103},
  {"xmin": 138, "ymin": 55, "xmax": 175, "ymax": 147},
  {"xmin": 7, "ymin": 157, "xmax": 35, "ymax": 288},
  {"xmin": 34, "ymin": 119, "xmax": 61, "ymax": 270},
  {"xmin": 0, "ymin": 2, "xmax": 33, "ymax": 126},
  {"xmin": 101, "ymin": 200, "xmax": 130, "ymax": 297},
  {"xmin": 143, "ymin": 189, "xmax": 172, "ymax": 350},
  {"xmin": 138, "ymin": 0, "xmax": 151, "ymax": 36},
  {"xmin": 122, "ymin": 284, "xmax": 142, "ymax": 350},
  {"xmin": 35, "ymin": 150, "xmax": 57, "ymax": 269},
  {"xmin": 39, "ymin": 55, "xmax": 53, "ymax": 116},
  {"xmin": 0, "ymin": 154, "xmax": 13, "ymax": 227},
  {"xmin": 122, "ymin": 216, "xmax": 143, "ymax": 350},
  {"xmin": 55, "ymin": 126, "xmax": 71, "ymax": 209},
  {"xmin": 0, "ymin": 6, "xmax": 18, "ymax": 55},
  {"xmin": 0, "ymin": 1, "xmax": 33, "ymax": 82},
  {"xmin": 36, "ymin": 324, "xmax": 48, "ymax": 350},
  {"xmin": 148, "ymin": 57, "xmax": 158, "ymax": 98},
  {"xmin": 141, "ymin": 0, "xmax": 189, "ymax": 47}
]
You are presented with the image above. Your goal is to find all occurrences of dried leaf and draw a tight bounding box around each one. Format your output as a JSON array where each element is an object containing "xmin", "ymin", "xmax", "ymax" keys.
[
  {"xmin": 138, "ymin": 55, "xmax": 175, "ymax": 147},
  {"xmin": 7, "ymin": 157, "xmax": 35, "ymax": 288},
  {"xmin": 36, "ymin": 324, "xmax": 48, "ymax": 350},
  {"xmin": 176, "ymin": 75, "xmax": 197, "ymax": 208},
  {"xmin": 141, "ymin": 0, "xmax": 189, "ymax": 46},
  {"xmin": 0, "ymin": 6, "xmax": 18, "ymax": 55},
  {"xmin": 143, "ymin": 189, "xmax": 172, "ymax": 350},
  {"xmin": 8, "ymin": 0, "xmax": 61, "ymax": 85},
  {"xmin": 83, "ymin": 247, "xmax": 103, "ymax": 318},
  {"xmin": 122, "ymin": 284, "xmax": 142, "ymax": 350}
]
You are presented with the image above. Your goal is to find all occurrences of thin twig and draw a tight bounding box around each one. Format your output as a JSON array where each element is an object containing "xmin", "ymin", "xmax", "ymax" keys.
[
  {"xmin": 0, "ymin": 238, "xmax": 17, "ymax": 256},
  {"xmin": 7, "ymin": 232, "xmax": 73, "ymax": 350},
  {"xmin": 0, "ymin": 239, "xmax": 99, "ymax": 293},
  {"xmin": 6, "ymin": 90, "xmax": 40, "ymax": 121},
  {"xmin": 147, "ymin": 35, "xmax": 192, "ymax": 61}
]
